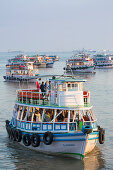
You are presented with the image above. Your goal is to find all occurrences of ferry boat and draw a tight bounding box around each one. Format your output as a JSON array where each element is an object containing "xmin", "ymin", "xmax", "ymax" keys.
[
  {"xmin": 64, "ymin": 54, "xmax": 95, "ymax": 73},
  {"xmin": 93, "ymin": 54, "xmax": 113, "ymax": 69},
  {"xmin": 3, "ymin": 60, "xmax": 39, "ymax": 82},
  {"xmin": 5, "ymin": 77, "xmax": 105, "ymax": 159}
]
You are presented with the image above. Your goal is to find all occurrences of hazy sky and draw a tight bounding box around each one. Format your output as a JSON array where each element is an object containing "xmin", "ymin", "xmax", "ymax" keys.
[{"xmin": 0, "ymin": 0, "xmax": 113, "ymax": 52}]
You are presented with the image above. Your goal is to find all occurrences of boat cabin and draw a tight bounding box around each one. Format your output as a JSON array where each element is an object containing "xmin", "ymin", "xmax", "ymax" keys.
[{"xmin": 11, "ymin": 104, "xmax": 97, "ymax": 133}]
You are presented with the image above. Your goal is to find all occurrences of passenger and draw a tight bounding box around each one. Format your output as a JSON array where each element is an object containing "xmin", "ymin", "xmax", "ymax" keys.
[
  {"xmin": 57, "ymin": 113, "xmax": 64, "ymax": 122},
  {"xmin": 33, "ymin": 113, "xmax": 36, "ymax": 121},
  {"xmin": 45, "ymin": 81, "xmax": 48, "ymax": 92},
  {"xmin": 36, "ymin": 79, "xmax": 40, "ymax": 91},
  {"xmin": 43, "ymin": 112, "xmax": 51, "ymax": 122},
  {"xmin": 48, "ymin": 81, "xmax": 51, "ymax": 91},
  {"xmin": 22, "ymin": 109, "xmax": 27, "ymax": 120},
  {"xmin": 35, "ymin": 110, "xmax": 41, "ymax": 122},
  {"xmin": 40, "ymin": 82, "xmax": 46, "ymax": 96}
]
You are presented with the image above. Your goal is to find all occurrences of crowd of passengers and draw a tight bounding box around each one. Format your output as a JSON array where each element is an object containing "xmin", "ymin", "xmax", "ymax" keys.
[
  {"xmin": 13, "ymin": 105, "xmax": 93, "ymax": 124},
  {"xmin": 36, "ymin": 79, "xmax": 51, "ymax": 96}
]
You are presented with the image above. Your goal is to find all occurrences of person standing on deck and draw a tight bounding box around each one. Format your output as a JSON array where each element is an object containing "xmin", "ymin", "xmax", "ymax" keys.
[{"xmin": 40, "ymin": 82, "xmax": 46, "ymax": 96}]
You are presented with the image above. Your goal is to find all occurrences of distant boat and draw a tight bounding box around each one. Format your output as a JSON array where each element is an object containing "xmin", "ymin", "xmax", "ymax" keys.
[
  {"xmin": 93, "ymin": 54, "xmax": 113, "ymax": 69},
  {"xmin": 3, "ymin": 55, "xmax": 39, "ymax": 82},
  {"xmin": 64, "ymin": 53, "xmax": 95, "ymax": 73}
]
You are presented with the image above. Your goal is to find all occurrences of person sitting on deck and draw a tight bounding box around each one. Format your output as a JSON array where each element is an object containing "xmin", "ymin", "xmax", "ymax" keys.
[
  {"xmin": 43, "ymin": 111, "xmax": 51, "ymax": 122},
  {"xmin": 35, "ymin": 110, "xmax": 41, "ymax": 122}
]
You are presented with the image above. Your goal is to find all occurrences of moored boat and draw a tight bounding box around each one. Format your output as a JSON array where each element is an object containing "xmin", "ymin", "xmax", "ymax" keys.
[
  {"xmin": 3, "ymin": 60, "xmax": 39, "ymax": 82},
  {"xmin": 93, "ymin": 54, "xmax": 113, "ymax": 69},
  {"xmin": 64, "ymin": 54, "xmax": 95, "ymax": 73},
  {"xmin": 6, "ymin": 76, "xmax": 105, "ymax": 159}
]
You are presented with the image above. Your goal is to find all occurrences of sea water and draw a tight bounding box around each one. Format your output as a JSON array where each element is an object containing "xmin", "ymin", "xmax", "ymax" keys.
[{"xmin": 0, "ymin": 52, "xmax": 113, "ymax": 170}]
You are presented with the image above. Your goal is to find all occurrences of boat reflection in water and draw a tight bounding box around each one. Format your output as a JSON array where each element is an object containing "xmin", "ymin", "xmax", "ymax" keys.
[{"xmin": 84, "ymin": 146, "xmax": 105, "ymax": 170}]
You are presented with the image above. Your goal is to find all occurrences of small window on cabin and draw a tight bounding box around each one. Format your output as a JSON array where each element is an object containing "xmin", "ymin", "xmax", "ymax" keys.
[
  {"xmin": 59, "ymin": 84, "xmax": 62, "ymax": 91},
  {"xmin": 62, "ymin": 84, "xmax": 66, "ymax": 91}
]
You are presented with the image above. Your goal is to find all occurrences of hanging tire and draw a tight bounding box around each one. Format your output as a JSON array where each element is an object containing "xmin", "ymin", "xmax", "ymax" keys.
[
  {"xmin": 23, "ymin": 134, "xmax": 31, "ymax": 146},
  {"xmin": 6, "ymin": 125, "xmax": 10, "ymax": 137},
  {"xmin": 6, "ymin": 120, "xmax": 10, "ymax": 126},
  {"xmin": 12, "ymin": 129, "xmax": 17, "ymax": 141},
  {"xmin": 10, "ymin": 128, "xmax": 14, "ymax": 139},
  {"xmin": 15, "ymin": 130, "xmax": 22, "ymax": 142},
  {"xmin": 43, "ymin": 132, "xmax": 53, "ymax": 145},
  {"xmin": 99, "ymin": 129, "xmax": 105, "ymax": 144},
  {"xmin": 31, "ymin": 134, "xmax": 40, "ymax": 147}
]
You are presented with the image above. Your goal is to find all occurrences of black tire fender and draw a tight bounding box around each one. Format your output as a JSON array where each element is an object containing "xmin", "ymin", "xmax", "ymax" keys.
[
  {"xmin": 99, "ymin": 129, "xmax": 105, "ymax": 144},
  {"xmin": 43, "ymin": 132, "xmax": 53, "ymax": 145},
  {"xmin": 6, "ymin": 120, "xmax": 10, "ymax": 126},
  {"xmin": 23, "ymin": 134, "xmax": 31, "ymax": 146},
  {"xmin": 31, "ymin": 134, "xmax": 40, "ymax": 147},
  {"xmin": 15, "ymin": 130, "xmax": 22, "ymax": 142}
]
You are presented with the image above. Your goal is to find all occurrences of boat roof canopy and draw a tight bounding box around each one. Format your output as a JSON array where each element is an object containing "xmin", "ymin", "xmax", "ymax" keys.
[{"xmin": 50, "ymin": 77, "xmax": 86, "ymax": 83}]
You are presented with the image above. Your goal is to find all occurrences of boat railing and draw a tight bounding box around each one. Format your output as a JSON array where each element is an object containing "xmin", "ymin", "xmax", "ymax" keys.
[
  {"xmin": 16, "ymin": 89, "xmax": 90, "ymax": 107},
  {"xmin": 11, "ymin": 117, "xmax": 77, "ymax": 132}
]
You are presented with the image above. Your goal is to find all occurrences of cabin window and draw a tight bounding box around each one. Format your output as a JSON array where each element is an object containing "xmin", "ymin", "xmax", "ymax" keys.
[
  {"xmin": 22, "ymin": 107, "xmax": 28, "ymax": 120},
  {"xmin": 62, "ymin": 84, "xmax": 66, "ymax": 91},
  {"xmin": 27, "ymin": 108, "xmax": 33, "ymax": 121},
  {"xmin": 59, "ymin": 84, "xmax": 62, "ymax": 91},
  {"xmin": 13, "ymin": 105, "xmax": 19, "ymax": 119},
  {"xmin": 43, "ymin": 109, "xmax": 54, "ymax": 122},
  {"xmin": 67, "ymin": 83, "xmax": 78, "ymax": 91},
  {"xmin": 55, "ymin": 110, "xmax": 68, "ymax": 122},
  {"xmin": 70, "ymin": 110, "xmax": 75, "ymax": 122},
  {"xmin": 55, "ymin": 110, "xmax": 63, "ymax": 122},
  {"xmin": 18, "ymin": 107, "xmax": 23, "ymax": 120}
]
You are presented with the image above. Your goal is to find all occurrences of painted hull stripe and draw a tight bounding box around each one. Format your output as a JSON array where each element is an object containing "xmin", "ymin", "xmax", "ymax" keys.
[
  {"xmin": 59, "ymin": 152, "xmax": 84, "ymax": 158},
  {"xmin": 88, "ymin": 137, "xmax": 98, "ymax": 140}
]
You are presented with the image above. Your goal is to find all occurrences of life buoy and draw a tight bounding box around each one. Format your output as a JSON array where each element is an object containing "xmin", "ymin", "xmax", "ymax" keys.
[
  {"xmin": 82, "ymin": 125, "xmax": 92, "ymax": 134},
  {"xmin": 43, "ymin": 132, "xmax": 53, "ymax": 145},
  {"xmin": 23, "ymin": 134, "xmax": 31, "ymax": 146},
  {"xmin": 15, "ymin": 130, "xmax": 22, "ymax": 142},
  {"xmin": 99, "ymin": 129, "xmax": 105, "ymax": 144},
  {"xmin": 31, "ymin": 134, "xmax": 40, "ymax": 147}
]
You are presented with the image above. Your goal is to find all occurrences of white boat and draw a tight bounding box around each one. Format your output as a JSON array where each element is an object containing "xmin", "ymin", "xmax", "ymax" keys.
[
  {"xmin": 64, "ymin": 54, "xmax": 95, "ymax": 73},
  {"xmin": 6, "ymin": 76, "xmax": 105, "ymax": 159},
  {"xmin": 3, "ymin": 60, "xmax": 39, "ymax": 82},
  {"xmin": 94, "ymin": 54, "xmax": 113, "ymax": 69}
]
